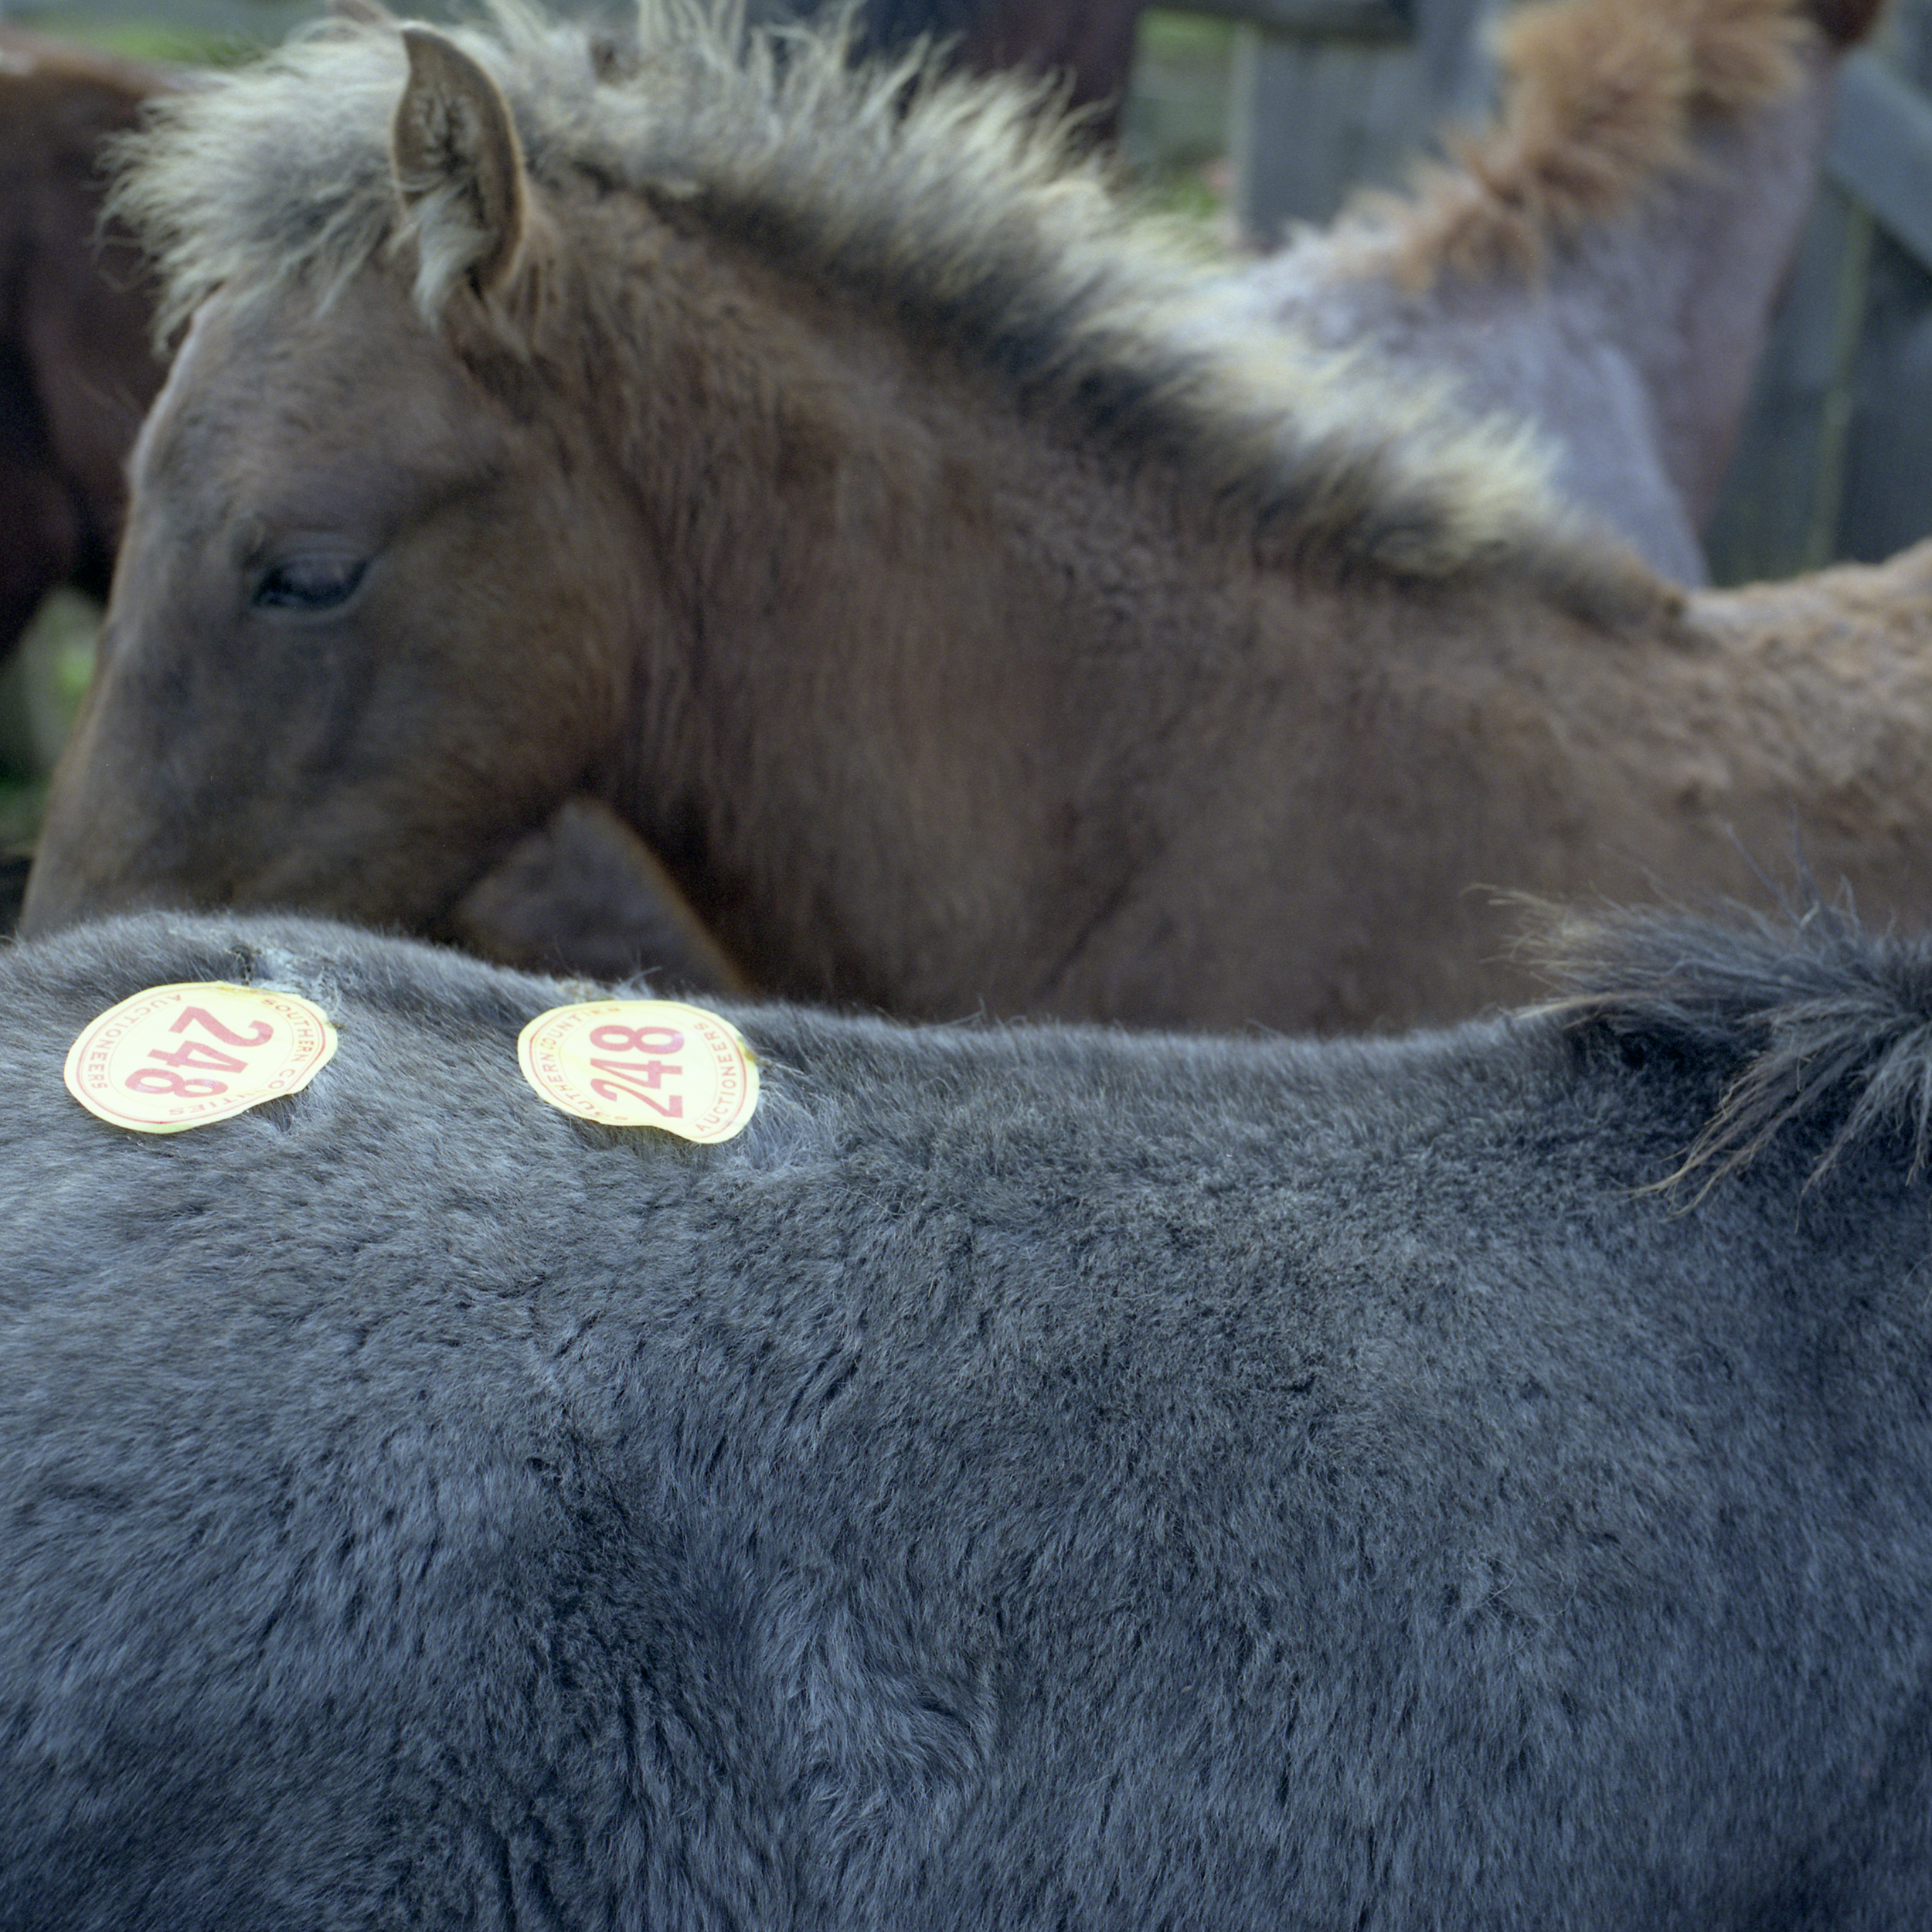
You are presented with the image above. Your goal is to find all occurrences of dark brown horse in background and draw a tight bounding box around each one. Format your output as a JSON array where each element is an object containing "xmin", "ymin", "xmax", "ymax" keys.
[
  {"xmin": 26, "ymin": 1, "xmax": 1932, "ymax": 1035},
  {"xmin": 0, "ymin": 28, "xmax": 171, "ymax": 665}
]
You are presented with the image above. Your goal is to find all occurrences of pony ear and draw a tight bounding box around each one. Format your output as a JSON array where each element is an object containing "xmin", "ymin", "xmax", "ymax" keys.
[{"xmin": 391, "ymin": 26, "xmax": 526, "ymax": 302}]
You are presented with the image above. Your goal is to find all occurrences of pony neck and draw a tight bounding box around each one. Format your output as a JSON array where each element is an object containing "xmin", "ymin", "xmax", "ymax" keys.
[{"xmin": 593, "ymin": 226, "xmax": 1224, "ymax": 1016}]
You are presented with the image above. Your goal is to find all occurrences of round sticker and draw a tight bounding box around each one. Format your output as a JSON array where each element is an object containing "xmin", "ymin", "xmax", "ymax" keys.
[
  {"xmin": 64, "ymin": 981, "xmax": 338, "ymax": 1134},
  {"xmin": 517, "ymin": 998, "xmax": 759, "ymax": 1141}
]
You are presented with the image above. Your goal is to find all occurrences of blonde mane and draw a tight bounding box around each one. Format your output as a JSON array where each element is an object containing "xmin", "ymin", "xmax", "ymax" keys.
[{"xmin": 114, "ymin": 0, "xmax": 1660, "ymax": 609}]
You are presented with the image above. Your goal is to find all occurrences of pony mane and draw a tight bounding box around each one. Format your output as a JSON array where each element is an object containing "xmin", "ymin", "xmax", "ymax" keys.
[
  {"xmin": 1351, "ymin": 0, "xmax": 1869, "ymax": 287},
  {"xmin": 1533, "ymin": 900, "xmax": 1932, "ymax": 1190},
  {"xmin": 112, "ymin": 0, "xmax": 1661, "ymax": 608}
]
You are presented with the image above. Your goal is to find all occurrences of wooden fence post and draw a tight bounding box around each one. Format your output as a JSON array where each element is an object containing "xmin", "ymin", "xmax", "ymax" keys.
[
  {"xmin": 1706, "ymin": 34, "xmax": 1932, "ymax": 579},
  {"xmin": 1189, "ymin": 0, "xmax": 1494, "ymax": 240}
]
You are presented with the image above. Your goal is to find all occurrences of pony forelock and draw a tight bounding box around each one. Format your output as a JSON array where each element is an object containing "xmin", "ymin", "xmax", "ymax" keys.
[{"xmin": 111, "ymin": 0, "xmax": 1658, "ymax": 607}]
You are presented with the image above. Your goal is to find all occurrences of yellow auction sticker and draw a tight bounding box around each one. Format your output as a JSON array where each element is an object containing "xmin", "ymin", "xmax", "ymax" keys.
[
  {"xmin": 517, "ymin": 998, "xmax": 759, "ymax": 1141},
  {"xmin": 64, "ymin": 981, "xmax": 338, "ymax": 1133}
]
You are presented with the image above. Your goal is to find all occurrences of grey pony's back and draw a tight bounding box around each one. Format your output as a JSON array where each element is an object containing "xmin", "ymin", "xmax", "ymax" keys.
[{"xmin": 3, "ymin": 910, "xmax": 1932, "ymax": 1929}]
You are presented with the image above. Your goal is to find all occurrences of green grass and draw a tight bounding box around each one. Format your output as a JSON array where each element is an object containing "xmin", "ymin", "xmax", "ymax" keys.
[
  {"xmin": 1137, "ymin": 9, "xmax": 1239, "ymax": 63},
  {"xmin": 0, "ymin": 592, "xmax": 100, "ymax": 852},
  {"xmin": 1121, "ymin": 9, "xmax": 1235, "ymax": 224},
  {"xmin": 11, "ymin": 14, "xmax": 270, "ymax": 64}
]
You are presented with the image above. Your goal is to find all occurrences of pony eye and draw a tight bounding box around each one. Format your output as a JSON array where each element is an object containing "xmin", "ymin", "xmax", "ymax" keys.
[{"xmin": 253, "ymin": 555, "xmax": 367, "ymax": 612}]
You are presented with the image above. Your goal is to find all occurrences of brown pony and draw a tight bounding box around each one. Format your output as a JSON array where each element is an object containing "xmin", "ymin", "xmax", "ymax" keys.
[
  {"xmin": 24, "ymin": 0, "xmax": 1932, "ymax": 1033},
  {"xmin": 0, "ymin": 28, "xmax": 172, "ymax": 662},
  {"xmin": 454, "ymin": 0, "xmax": 1886, "ymax": 981}
]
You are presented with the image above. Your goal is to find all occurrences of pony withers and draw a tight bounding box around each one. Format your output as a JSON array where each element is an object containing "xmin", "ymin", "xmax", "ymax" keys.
[
  {"xmin": 5, "ymin": 901, "xmax": 1932, "ymax": 1924},
  {"xmin": 23, "ymin": 0, "xmax": 1932, "ymax": 1032}
]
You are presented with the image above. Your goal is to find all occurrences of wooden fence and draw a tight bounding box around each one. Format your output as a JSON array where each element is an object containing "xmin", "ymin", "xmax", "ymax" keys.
[{"xmin": 1710, "ymin": 24, "xmax": 1932, "ymax": 577}]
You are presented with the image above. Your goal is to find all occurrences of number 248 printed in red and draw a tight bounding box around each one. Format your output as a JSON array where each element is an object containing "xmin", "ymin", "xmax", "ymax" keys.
[{"xmin": 63, "ymin": 982, "xmax": 338, "ymax": 1133}]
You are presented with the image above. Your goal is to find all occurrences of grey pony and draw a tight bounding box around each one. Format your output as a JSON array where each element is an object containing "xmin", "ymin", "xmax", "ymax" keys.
[{"xmin": 3, "ymin": 906, "xmax": 1931, "ymax": 1928}]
